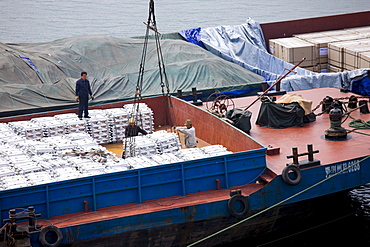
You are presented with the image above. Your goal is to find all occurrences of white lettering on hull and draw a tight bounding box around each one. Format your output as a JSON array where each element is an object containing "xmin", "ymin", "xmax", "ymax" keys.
[{"xmin": 325, "ymin": 160, "xmax": 361, "ymax": 178}]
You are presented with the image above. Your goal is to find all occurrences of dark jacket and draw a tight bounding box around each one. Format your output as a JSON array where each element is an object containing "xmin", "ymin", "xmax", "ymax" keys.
[
  {"xmin": 75, "ymin": 78, "xmax": 92, "ymax": 97},
  {"xmin": 125, "ymin": 125, "xmax": 148, "ymax": 137}
]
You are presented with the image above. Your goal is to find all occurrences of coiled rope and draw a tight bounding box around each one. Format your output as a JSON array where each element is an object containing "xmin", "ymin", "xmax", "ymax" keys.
[
  {"xmin": 187, "ymin": 154, "xmax": 370, "ymax": 247},
  {"xmin": 346, "ymin": 114, "xmax": 370, "ymax": 137},
  {"xmin": 348, "ymin": 118, "xmax": 370, "ymax": 129}
]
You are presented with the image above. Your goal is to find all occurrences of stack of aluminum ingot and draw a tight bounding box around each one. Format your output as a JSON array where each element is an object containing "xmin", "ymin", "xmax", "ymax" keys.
[
  {"xmin": 54, "ymin": 113, "xmax": 83, "ymax": 134},
  {"xmin": 53, "ymin": 167, "xmax": 81, "ymax": 181},
  {"xmin": 16, "ymin": 139, "xmax": 56, "ymax": 155},
  {"xmin": 123, "ymin": 103, "xmax": 154, "ymax": 134},
  {"xmin": 105, "ymin": 158, "xmax": 131, "ymax": 173},
  {"xmin": 27, "ymin": 171, "xmax": 55, "ymax": 186},
  {"xmin": 177, "ymin": 148, "xmax": 209, "ymax": 161},
  {"xmin": 149, "ymin": 130, "xmax": 181, "ymax": 154},
  {"xmin": 42, "ymin": 136, "xmax": 77, "ymax": 153},
  {"xmin": 0, "ymin": 158, "xmax": 15, "ymax": 177},
  {"xmin": 0, "ymin": 123, "xmax": 19, "ymax": 143},
  {"xmin": 31, "ymin": 117, "xmax": 65, "ymax": 137},
  {"xmin": 123, "ymin": 144, "xmax": 232, "ymax": 167},
  {"xmin": 124, "ymin": 136, "xmax": 157, "ymax": 158},
  {"xmin": 201, "ymin": 145, "xmax": 233, "ymax": 157},
  {"xmin": 85, "ymin": 115, "xmax": 109, "ymax": 144},
  {"xmin": 123, "ymin": 131, "xmax": 181, "ymax": 158},
  {"xmin": 1, "ymin": 175, "xmax": 29, "ymax": 190},
  {"xmin": 5, "ymin": 104, "xmax": 154, "ymax": 145},
  {"xmin": 150, "ymin": 152, "xmax": 183, "ymax": 165},
  {"xmin": 0, "ymin": 145, "xmax": 27, "ymax": 189},
  {"xmin": 8, "ymin": 121, "xmax": 43, "ymax": 140},
  {"xmin": 0, "ymin": 132, "xmax": 129, "ymax": 191},
  {"xmin": 124, "ymin": 156, "xmax": 159, "ymax": 169},
  {"xmin": 65, "ymin": 156, "xmax": 105, "ymax": 178},
  {"xmin": 0, "ymin": 103, "xmax": 236, "ymax": 191},
  {"xmin": 104, "ymin": 108, "xmax": 129, "ymax": 143},
  {"xmin": 63, "ymin": 133, "xmax": 99, "ymax": 150},
  {"xmin": 0, "ymin": 144, "xmax": 36, "ymax": 189}
]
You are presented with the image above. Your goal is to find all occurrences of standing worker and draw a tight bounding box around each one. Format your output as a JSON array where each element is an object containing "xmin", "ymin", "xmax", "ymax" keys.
[
  {"xmin": 174, "ymin": 119, "xmax": 197, "ymax": 148},
  {"xmin": 75, "ymin": 72, "xmax": 94, "ymax": 120}
]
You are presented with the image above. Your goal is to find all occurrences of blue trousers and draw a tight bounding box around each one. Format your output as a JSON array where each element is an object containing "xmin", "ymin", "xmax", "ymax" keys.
[{"xmin": 78, "ymin": 95, "xmax": 89, "ymax": 118}]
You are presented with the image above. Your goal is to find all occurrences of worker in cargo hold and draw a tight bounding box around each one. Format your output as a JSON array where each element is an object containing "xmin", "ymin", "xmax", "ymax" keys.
[
  {"xmin": 75, "ymin": 72, "xmax": 94, "ymax": 120},
  {"xmin": 125, "ymin": 118, "xmax": 148, "ymax": 137},
  {"xmin": 122, "ymin": 118, "xmax": 148, "ymax": 158},
  {"xmin": 173, "ymin": 119, "xmax": 197, "ymax": 148}
]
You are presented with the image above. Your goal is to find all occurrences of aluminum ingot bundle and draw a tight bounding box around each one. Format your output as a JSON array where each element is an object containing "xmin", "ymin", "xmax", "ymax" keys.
[
  {"xmin": 177, "ymin": 148, "xmax": 209, "ymax": 161},
  {"xmin": 124, "ymin": 135, "xmax": 158, "ymax": 158},
  {"xmin": 31, "ymin": 117, "xmax": 65, "ymax": 137},
  {"xmin": 148, "ymin": 130, "xmax": 181, "ymax": 154},
  {"xmin": 201, "ymin": 145, "xmax": 233, "ymax": 157},
  {"xmin": 123, "ymin": 103, "xmax": 154, "ymax": 134},
  {"xmin": 104, "ymin": 108, "xmax": 129, "ymax": 142},
  {"xmin": 4, "ymin": 103, "xmax": 155, "ymax": 146},
  {"xmin": 8, "ymin": 121, "xmax": 43, "ymax": 140},
  {"xmin": 123, "ymin": 131, "xmax": 181, "ymax": 158},
  {"xmin": 85, "ymin": 115, "xmax": 109, "ymax": 144}
]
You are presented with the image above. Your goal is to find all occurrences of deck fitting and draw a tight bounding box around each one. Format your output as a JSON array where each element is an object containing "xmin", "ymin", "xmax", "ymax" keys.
[{"xmin": 286, "ymin": 144, "xmax": 320, "ymax": 169}]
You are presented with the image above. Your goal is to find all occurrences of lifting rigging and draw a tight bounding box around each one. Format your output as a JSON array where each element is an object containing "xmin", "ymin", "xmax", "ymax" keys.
[
  {"xmin": 125, "ymin": 0, "xmax": 172, "ymax": 158},
  {"xmin": 134, "ymin": 0, "xmax": 171, "ymax": 112}
]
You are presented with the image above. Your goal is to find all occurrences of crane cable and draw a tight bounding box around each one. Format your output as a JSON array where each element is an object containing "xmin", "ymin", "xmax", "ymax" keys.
[{"xmin": 135, "ymin": 0, "xmax": 171, "ymax": 114}]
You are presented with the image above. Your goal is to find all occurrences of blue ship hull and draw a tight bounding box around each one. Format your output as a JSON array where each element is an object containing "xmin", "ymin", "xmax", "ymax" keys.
[
  {"xmin": 24, "ymin": 155, "xmax": 368, "ymax": 247},
  {"xmin": 14, "ymin": 153, "xmax": 364, "ymax": 247}
]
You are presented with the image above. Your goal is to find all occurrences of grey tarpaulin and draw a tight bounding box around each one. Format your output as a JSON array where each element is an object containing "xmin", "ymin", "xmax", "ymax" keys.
[{"xmin": 0, "ymin": 35, "xmax": 263, "ymax": 116}]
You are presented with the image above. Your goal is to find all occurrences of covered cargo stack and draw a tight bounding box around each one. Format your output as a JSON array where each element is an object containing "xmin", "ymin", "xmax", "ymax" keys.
[
  {"xmin": 343, "ymin": 43, "xmax": 370, "ymax": 70},
  {"xmin": 328, "ymin": 40, "xmax": 365, "ymax": 71},
  {"xmin": 269, "ymin": 37, "xmax": 315, "ymax": 69},
  {"xmin": 346, "ymin": 26, "xmax": 370, "ymax": 38},
  {"xmin": 294, "ymin": 30, "xmax": 358, "ymax": 72},
  {"xmin": 293, "ymin": 35, "xmax": 339, "ymax": 72},
  {"xmin": 359, "ymin": 51, "xmax": 370, "ymax": 69},
  {"xmin": 344, "ymin": 26, "xmax": 370, "ymax": 70},
  {"xmin": 269, "ymin": 28, "xmax": 370, "ymax": 72},
  {"xmin": 330, "ymin": 27, "xmax": 370, "ymax": 71},
  {"xmin": 328, "ymin": 38, "xmax": 370, "ymax": 71}
]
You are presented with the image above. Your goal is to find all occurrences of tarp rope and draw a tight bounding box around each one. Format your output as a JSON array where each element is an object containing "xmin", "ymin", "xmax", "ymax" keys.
[{"xmin": 187, "ymin": 154, "xmax": 370, "ymax": 247}]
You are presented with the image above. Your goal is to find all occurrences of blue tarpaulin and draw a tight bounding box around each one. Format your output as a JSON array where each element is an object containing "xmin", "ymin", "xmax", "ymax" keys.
[
  {"xmin": 19, "ymin": 55, "xmax": 42, "ymax": 75},
  {"xmin": 198, "ymin": 18, "xmax": 314, "ymax": 81},
  {"xmin": 180, "ymin": 18, "xmax": 370, "ymax": 95},
  {"xmin": 178, "ymin": 27, "xmax": 205, "ymax": 48},
  {"xmin": 351, "ymin": 76, "xmax": 370, "ymax": 96}
]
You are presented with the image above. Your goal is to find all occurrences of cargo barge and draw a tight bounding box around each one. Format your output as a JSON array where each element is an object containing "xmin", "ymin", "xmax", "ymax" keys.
[
  {"xmin": 0, "ymin": 10, "xmax": 370, "ymax": 247},
  {"xmin": 1, "ymin": 86, "xmax": 370, "ymax": 247}
]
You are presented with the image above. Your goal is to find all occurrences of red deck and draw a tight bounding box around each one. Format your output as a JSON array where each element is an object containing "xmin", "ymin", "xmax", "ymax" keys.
[{"xmin": 206, "ymin": 87, "xmax": 370, "ymax": 175}]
